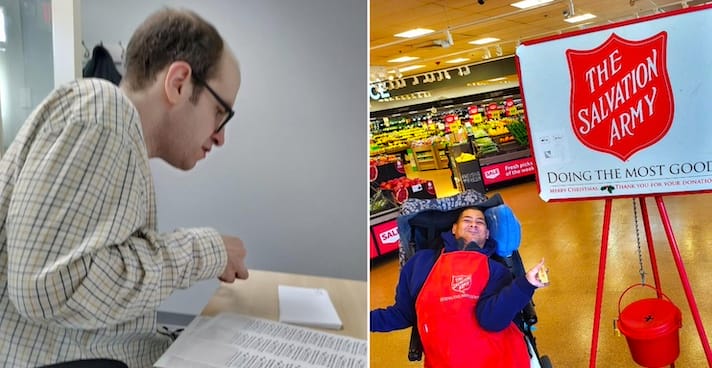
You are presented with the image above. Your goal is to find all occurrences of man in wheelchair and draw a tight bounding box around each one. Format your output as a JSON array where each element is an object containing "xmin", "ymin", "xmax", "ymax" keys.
[{"xmin": 371, "ymin": 206, "xmax": 549, "ymax": 367}]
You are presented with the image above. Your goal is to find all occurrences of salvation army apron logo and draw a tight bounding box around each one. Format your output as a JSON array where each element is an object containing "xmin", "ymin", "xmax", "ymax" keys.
[
  {"xmin": 451, "ymin": 275, "xmax": 472, "ymax": 294},
  {"xmin": 566, "ymin": 31, "xmax": 674, "ymax": 161}
]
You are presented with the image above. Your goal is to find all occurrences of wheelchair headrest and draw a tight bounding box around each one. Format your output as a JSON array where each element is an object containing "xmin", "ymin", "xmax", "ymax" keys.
[
  {"xmin": 401, "ymin": 197, "xmax": 521, "ymax": 257},
  {"xmin": 484, "ymin": 204, "xmax": 522, "ymax": 257}
]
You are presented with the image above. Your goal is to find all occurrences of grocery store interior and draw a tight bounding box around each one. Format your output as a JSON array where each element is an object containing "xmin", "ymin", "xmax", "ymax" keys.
[{"xmin": 368, "ymin": 0, "xmax": 712, "ymax": 367}]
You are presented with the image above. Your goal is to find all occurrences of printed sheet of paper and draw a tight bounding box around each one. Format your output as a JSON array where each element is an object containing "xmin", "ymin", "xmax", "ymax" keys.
[
  {"xmin": 154, "ymin": 312, "xmax": 366, "ymax": 368},
  {"xmin": 278, "ymin": 285, "xmax": 343, "ymax": 330}
]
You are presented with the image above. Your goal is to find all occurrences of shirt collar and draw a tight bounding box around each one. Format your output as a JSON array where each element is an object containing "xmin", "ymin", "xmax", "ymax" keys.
[{"xmin": 441, "ymin": 231, "xmax": 496, "ymax": 256}]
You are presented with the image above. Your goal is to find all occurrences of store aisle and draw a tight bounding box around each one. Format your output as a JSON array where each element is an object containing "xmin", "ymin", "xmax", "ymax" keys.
[
  {"xmin": 370, "ymin": 172, "xmax": 712, "ymax": 367},
  {"xmin": 402, "ymin": 166, "xmax": 459, "ymax": 198}
]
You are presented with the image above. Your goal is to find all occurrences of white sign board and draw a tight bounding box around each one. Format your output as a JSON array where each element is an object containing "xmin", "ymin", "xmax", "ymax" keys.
[{"xmin": 517, "ymin": 5, "xmax": 712, "ymax": 202}]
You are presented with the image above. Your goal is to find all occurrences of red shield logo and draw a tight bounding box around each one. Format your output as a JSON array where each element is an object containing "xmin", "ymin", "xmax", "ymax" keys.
[
  {"xmin": 451, "ymin": 275, "xmax": 472, "ymax": 294},
  {"xmin": 566, "ymin": 32, "xmax": 674, "ymax": 161}
]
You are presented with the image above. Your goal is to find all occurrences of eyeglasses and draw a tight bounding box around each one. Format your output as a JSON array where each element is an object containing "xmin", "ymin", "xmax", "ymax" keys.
[{"xmin": 192, "ymin": 75, "xmax": 235, "ymax": 133}]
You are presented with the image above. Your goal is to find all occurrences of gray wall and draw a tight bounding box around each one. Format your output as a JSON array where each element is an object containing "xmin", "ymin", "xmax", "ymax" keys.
[
  {"xmin": 0, "ymin": 0, "xmax": 54, "ymax": 150},
  {"xmin": 81, "ymin": 0, "xmax": 367, "ymax": 283}
]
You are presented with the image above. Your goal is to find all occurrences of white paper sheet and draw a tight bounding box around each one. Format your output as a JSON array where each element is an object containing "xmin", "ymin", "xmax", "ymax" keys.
[
  {"xmin": 154, "ymin": 313, "xmax": 366, "ymax": 368},
  {"xmin": 278, "ymin": 285, "xmax": 343, "ymax": 330}
]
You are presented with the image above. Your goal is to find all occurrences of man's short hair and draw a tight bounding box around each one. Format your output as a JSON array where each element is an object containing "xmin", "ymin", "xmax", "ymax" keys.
[{"xmin": 123, "ymin": 7, "xmax": 224, "ymax": 102}]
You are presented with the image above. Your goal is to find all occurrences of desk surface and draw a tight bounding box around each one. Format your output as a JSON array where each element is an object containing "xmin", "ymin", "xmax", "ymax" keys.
[{"xmin": 201, "ymin": 269, "xmax": 367, "ymax": 340}]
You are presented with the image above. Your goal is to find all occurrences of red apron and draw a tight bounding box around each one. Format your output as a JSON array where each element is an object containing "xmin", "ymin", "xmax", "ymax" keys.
[{"xmin": 415, "ymin": 250, "xmax": 530, "ymax": 368}]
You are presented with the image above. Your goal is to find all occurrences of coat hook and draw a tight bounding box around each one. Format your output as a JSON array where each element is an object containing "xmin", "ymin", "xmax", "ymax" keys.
[
  {"xmin": 118, "ymin": 41, "xmax": 125, "ymax": 60},
  {"xmin": 81, "ymin": 40, "xmax": 89, "ymax": 58}
]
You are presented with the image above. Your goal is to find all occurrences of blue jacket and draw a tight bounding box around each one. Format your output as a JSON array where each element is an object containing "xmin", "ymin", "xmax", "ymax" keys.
[{"xmin": 371, "ymin": 232, "xmax": 536, "ymax": 332}]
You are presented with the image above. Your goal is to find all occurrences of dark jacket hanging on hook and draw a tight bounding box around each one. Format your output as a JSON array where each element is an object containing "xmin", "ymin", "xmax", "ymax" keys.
[{"xmin": 82, "ymin": 44, "xmax": 122, "ymax": 86}]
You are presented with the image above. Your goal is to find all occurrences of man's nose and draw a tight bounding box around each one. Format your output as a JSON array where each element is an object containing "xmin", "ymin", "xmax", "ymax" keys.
[{"xmin": 212, "ymin": 128, "xmax": 226, "ymax": 146}]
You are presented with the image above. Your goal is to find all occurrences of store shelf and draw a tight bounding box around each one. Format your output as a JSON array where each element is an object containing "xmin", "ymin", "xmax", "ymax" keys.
[
  {"xmin": 370, "ymin": 207, "xmax": 400, "ymax": 224},
  {"xmin": 433, "ymin": 142, "xmax": 449, "ymax": 169},
  {"xmin": 412, "ymin": 144, "xmax": 438, "ymax": 171},
  {"xmin": 479, "ymin": 148, "xmax": 530, "ymax": 166}
]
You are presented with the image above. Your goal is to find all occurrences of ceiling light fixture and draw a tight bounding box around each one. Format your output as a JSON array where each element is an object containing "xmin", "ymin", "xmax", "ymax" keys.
[
  {"xmin": 446, "ymin": 58, "xmax": 470, "ymax": 64},
  {"xmin": 412, "ymin": 76, "xmax": 419, "ymax": 85},
  {"xmin": 397, "ymin": 65, "xmax": 425, "ymax": 73},
  {"xmin": 388, "ymin": 56, "xmax": 420, "ymax": 63},
  {"xmin": 394, "ymin": 28, "xmax": 435, "ymax": 38},
  {"xmin": 564, "ymin": 13, "xmax": 596, "ymax": 23},
  {"xmin": 444, "ymin": 71, "xmax": 451, "ymax": 79},
  {"xmin": 469, "ymin": 37, "xmax": 500, "ymax": 45},
  {"xmin": 495, "ymin": 44, "xmax": 503, "ymax": 56},
  {"xmin": 510, "ymin": 0, "xmax": 554, "ymax": 9},
  {"xmin": 483, "ymin": 47, "xmax": 492, "ymax": 59}
]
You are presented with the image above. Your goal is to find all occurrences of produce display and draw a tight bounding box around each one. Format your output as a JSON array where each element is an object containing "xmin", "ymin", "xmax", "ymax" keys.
[
  {"xmin": 507, "ymin": 119, "xmax": 529, "ymax": 147},
  {"xmin": 474, "ymin": 137, "xmax": 498, "ymax": 155},
  {"xmin": 370, "ymin": 97, "xmax": 530, "ymax": 168},
  {"xmin": 369, "ymin": 155, "xmax": 400, "ymax": 166},
  {"xmin": 370, "ymin": 189, "xmax": 397, "ymax": 214},
  {"xmin": 370, "ymin": 126, "xmax": 438, "ymax": 156},
  {"xmin": 454, "ymin": 152, "xmax": 477, "ymax": 163},
  {"xmin": 379, "ymin": 177, "xmax": 428, "ymax": 192}
]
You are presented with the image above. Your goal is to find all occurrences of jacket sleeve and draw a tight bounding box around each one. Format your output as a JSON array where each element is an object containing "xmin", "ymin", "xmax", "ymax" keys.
[
  {"xmin": 6, "ymin": 121, "xmax": 227, "ymax": 330},
  {"xmin": 370, "ymin": 253, "xmax": 428, "ymax": 332},
  {"xmin": 475, "ymin": 259, "xmax": 536, "ymax": 331}
]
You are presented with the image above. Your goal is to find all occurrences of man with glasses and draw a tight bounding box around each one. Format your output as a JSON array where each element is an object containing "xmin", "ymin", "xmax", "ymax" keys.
[{"xmin": 0, "ymin": 8, "xmax": 246, "ymax": 367}]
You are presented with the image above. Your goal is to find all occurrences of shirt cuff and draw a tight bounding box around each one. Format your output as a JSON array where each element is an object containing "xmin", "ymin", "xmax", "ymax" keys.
[{"xmin": 188, "ymin": 227, "xmax": 228, "ymax": 282}]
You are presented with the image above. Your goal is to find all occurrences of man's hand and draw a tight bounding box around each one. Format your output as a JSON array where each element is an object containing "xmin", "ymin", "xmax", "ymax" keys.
[
  {"xmin": 525, "ymin": 258, "xmax": 549, "ymax": 288},
  {"xmin": 219, "ymin": 235, "xmax": 249, "ymax": 283}
]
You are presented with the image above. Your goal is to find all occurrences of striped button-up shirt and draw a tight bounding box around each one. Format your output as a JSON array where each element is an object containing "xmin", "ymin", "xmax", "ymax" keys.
[{"xmin": 0, "ymin": 79, "xmax": 227, "ymax": 367}]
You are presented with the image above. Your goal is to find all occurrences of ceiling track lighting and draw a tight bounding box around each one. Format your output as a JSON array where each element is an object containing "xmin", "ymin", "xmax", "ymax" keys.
[{"xmin": 412, "ymin": 76, "xmax": 419, "ymax": 85}]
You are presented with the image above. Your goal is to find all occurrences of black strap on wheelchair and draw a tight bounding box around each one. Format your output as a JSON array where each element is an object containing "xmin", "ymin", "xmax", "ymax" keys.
[
  {"xmin": 407, "ymin": 244, "xmax": 444, "ymax": 361},
  {"xmin": 408, "ymin": 324, "xmax": 424, "ymax": 361}
]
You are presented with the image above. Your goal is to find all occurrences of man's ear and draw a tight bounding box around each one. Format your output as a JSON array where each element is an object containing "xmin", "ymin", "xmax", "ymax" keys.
[{"xmin": 164, "ymin": 61, "xmax": 193, "ymax": 105}]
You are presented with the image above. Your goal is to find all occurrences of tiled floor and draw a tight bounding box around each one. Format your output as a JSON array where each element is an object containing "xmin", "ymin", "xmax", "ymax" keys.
[{"xmin": 370, "ymin": 168, "xmax": 712, "ymax": 367}]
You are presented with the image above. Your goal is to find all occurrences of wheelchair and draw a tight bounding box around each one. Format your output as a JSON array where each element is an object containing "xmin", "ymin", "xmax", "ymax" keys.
[{"xmin": 396, "ymin": 190, "xmax": 553, "ymax": 368}]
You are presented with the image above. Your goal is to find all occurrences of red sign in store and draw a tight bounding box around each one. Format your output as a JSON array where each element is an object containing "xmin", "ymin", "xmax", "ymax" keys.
[
  {"xmin": 369, "ymin": 232, "xmax": 379, "ymax": 259},
  {"xmin": 481, "ymin": 157, "xmax": 536, "ymax": 185},
  {"xmin": 372, "ymin": 219, "xmax": 400, "ymax": 255},
  {"xmin": 566, "ymin": 32, "xmax": 673, "ymax": 161}
]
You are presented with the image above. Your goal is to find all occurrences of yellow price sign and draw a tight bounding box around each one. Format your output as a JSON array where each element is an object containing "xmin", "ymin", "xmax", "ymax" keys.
[
  {"xmin": 489, "ymin": 110, "xmax": 502, "ymax": 120},
  {"xmin": 472, "ymin": 113, "xmax": 484, "ymax": 123},
  {"xmin": 508, "ymin": 106, "xmax": 518, "ymax": 116}
]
